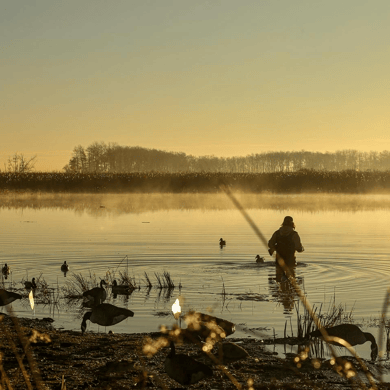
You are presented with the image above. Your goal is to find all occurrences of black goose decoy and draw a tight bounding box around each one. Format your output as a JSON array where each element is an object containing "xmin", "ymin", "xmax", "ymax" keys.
[
  {"xmin": 164, "ymin": 341, "xmax": 213, "ymax": 386},
  {"xmin": 61, "ymin": 261, "xmax": 69, "ymax": 272},
  {"xmin": 215, "ymin": 341, "xmax": 249, "ymax": 364},
  {"xmin": 0, "ymin": 289, "xmax": 22, "ymax": 306},
  {"xmin": 2, "ymin": 264, "xmax": 10, "ymax": 276},
  {"xmin": 24, "ymin": 278, "xmax": 37, "ymax": 290},
  {"xmin": 112, "ymin": 280, "xmax": 132, "ymax": 294},
  {"xmin": 219, "ymin": 238, "xmax": 226, "ymax": 246},
  {"xmin": 81, "ymin": 303, "xmax": 134, "ymax": 334},
  {"xmin": 82, "ymin": 280, "xmax": 107, "ymax": 304},
  {"xmin": 184, "ymin": 311, "xmax": 236, "ymax": 337},
  {"xmin": 309, "ymin": 323, "xmax": 378, "ymax": 361}
]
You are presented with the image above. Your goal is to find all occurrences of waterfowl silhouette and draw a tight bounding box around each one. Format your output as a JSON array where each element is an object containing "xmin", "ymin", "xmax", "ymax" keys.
[
  {"xmin": 219, "ymin": 238, "xmax": 226, "ymax": 246},
  {"xmin": 83, "ymin": 280, "xmax": 107, "ymax": 304},
  {"xmin": 81, "ymin": 303, "xmax": 134, "ymax": 334},
  {"xmin": 255, "ymin": 255, "xmax": 265, "ymax": 263},
  {"xmin": 0, "ymin": 289, "xmax": 22, "ymax": 306},
  {"xmin": 309, "ymin": 323, "xmax": 378, "ymax": 361},
  {"xmin": 215, "ymin": 341, "xmax": 249, "ymax": 364},
  {"xmin": 184, "ymin": 311, "xmax": 235, "ymax": 337},
  {"xmin": 61, "ymin": 261, "xmax": 69, "ymax": 272},
  {"xmin": 24, "ymin": 278, "xmax": 37, "ymax": 290},
  {"xmin": 2, "ymin": 264, "xmax": 10, "ymax": 276},
  {"xmin": 164, "ymin": 341, "xmax": 213, "ymax": 386},
  {"xmin": 112, "ymin": 280, "xmax": 132, "ymax": 294}
]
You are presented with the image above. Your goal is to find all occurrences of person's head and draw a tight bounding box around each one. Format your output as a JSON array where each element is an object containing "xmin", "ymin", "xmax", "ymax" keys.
[{"xmin": 281, "ymin": 216, "xmax": 295, "ymax": 229}]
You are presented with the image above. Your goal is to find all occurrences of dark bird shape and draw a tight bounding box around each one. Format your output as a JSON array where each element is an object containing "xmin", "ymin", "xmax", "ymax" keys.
[
  {"xmin": 215, "ymin": 342, "xmax": 249, "ymax": 364},
  {"xmin": 83, "ymin": 280, "xmax": 107, "ymax": 304},
  {"xmin": 24, "ymin": 278, "xmax": 37, "ymax": 290},
  {"xmin": 81, "ymin": 303, "xmax": 134, "ymax": 334},
  {"xmin": 219, "ymin": 238, "xmax": 226, "ymax": 246},
  {"xmin": 61, "ymin": 261, "xmax": 69, "ymax": 272},
  {"xmin": 309, "ymin": 324, "xmax": 378, "ymax": 361},
  {"xmin": 0, "ymin": 289, "xmax": 22, "ymax": 306},
  {"xmin": 184, "ymin": 311, "xmax": 235, "ymax": 337},
  {"xmin": 112, "ymin": 280, "xmax": 132, "ymax": 294},
  {"xmin": 255, "ymin": 255, "xmax": 265, "ymax": 263},
  {"xmin": 164, "ymin": 341, "xmax": 213, "ymax": 386},
  {"xmin": 2, "ymin": 264, "xmax": 10, "ymax": 276}
]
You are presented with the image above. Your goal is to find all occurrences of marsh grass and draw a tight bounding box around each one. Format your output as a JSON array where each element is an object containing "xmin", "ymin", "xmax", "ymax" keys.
[
  {"xmin": 292, "ymin": 295, "xmax": 355, "ymax": 340},
  {"xmin": 62, "ymin": 271, "xmax": 103, "ymax": 298},
  {"xmin": 153, "ymin": 271, "xmax": 175, "ymax": 289},
  {"xmin": 144, "ymin": 271, "xmax": 152, "ymax": 288}
]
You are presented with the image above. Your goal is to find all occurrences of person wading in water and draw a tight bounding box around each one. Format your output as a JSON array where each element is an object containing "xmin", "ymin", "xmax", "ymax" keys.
[{"xmin": 268, "ymin": 216, "xmax": 304, "ymax": 268}]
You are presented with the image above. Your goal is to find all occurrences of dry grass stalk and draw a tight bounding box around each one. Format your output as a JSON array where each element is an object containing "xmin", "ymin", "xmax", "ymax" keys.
[
  {"xmin": 144, "ymin": 272, "xmax": 152, "ymax": 288},
  {"xmin": 222, "ymin": 184, "xmax": 378, "ymax": 389}
]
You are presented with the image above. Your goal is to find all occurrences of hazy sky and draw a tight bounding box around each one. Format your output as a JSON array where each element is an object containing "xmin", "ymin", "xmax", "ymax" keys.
[{"xmin": 2, "ymin": 1, "xmax": 390, "ymax": 171}]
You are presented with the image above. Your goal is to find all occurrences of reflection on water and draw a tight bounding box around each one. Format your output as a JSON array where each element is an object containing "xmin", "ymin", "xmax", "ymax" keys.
[
  {"xmin": 1, "ymin": 193, "xmax": 390, "ymax": 363},
  {"xmin": 268, "ymin": 264, "xmax": 305, "ymax": 314}
]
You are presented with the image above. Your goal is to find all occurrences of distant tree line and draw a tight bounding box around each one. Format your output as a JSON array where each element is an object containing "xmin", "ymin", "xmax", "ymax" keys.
[
  {"xmin": 1, "ymin": 170, "xmax": 390, "ymax": 194},
  {"xmin": 63, "ymin": 142, "xmax": 390, "ymax": 173}
]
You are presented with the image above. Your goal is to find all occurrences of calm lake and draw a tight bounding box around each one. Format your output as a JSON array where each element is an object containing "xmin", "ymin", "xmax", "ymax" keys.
[{"xmin": 1, "ymin": 193, "xmax": 390, "ymax": 361}]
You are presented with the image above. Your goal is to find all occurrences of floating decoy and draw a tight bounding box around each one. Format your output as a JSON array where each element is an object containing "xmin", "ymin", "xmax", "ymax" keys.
[
  {"xmin": 61, "ymin": 261, "xmax": 69, "ymax": 272},
  {"xmin": 83, "ymin": 280, "xmax": 107, "ymax": 304},
  {"xmin": 2, "ymin": 264, "xmax": 10, "ymax": 276},
  {"xmin": 219, "ymin": 238, "xmax": 226, "ymax": 246},
  {"xmin": 164, "ymin": 341, "xmax": 213, "ymax": 386},
  {"xmin": 309, "ymin": 323, "xmax": 378, "ymax": 361},
  {"xmin": 255, "ymin": 255, "xmax": 265, "ymax": 263},
  {"xmin": 24, "ymin": 278, "xmax": 37, "ymax": 290},
  {"xmin": 0, "ymin": 289, "xmax": 22, "ymax": 306},
  {"xmin": 112, "ymin": 280, "xmax": 132, "ymax": 294},
  {"xmin": 81, "ymin": 303, "xmax": 134, "ymax": 334}
]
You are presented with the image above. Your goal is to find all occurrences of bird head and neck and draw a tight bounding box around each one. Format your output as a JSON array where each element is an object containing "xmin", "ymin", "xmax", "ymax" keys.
[
  {"xmin": 100, "ymin": 280, "xmax": 106, "ymax": 288},
  {"xmin": 364, "ymin": 332, "xmax": 378, "ymax": 361},
  {"xmin": 81, "ymin": 311, "xmax": 92, "ymax": 334}
]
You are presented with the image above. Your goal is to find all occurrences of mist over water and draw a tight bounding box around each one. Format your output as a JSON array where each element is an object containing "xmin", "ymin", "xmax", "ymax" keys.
[{"xmin": 1, "ymin": 193, "xmax": 389, "ymax": 361}]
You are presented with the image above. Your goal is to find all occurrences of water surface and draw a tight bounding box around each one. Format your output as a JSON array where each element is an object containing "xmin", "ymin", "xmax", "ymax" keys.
[{"xmin": 1, "ymin": 193, "xmax": 389, "ymax": 361}]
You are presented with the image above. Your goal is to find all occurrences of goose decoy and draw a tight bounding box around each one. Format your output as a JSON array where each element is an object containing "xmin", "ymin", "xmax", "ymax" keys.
[
  {"xmin": 82, "ymin": 280, "xmax": 107, "ymax": 304},
  {"xmin": 164, "ymin": 341, "xmax": 213, "ymax": 386},
  {"xmin": 0, "ymin": 289, "xmax": 22, "ymax": 306},
  {"xmin": 61, "ymin": 261, "xmax": 69, "ymax": 272},
  {"xmin": 215, "ymin": 342, "xmax": 249, "ymax": 364},
  {"xmin": 2, "ymin": 264, "xmax": 10, "ymax": 276},
  {"xmin": 81, "ymin": 303, "xmax": 134, "ymax": 334},
  {"xmin": 112, "ymin": 280, "xmax": 132, "ymax": 294},
  {"xmin": 255, "ymin": 255, "xmax": 265, "ymax": 263},
  {"xmin": 24, "ymin": 278, "xmax": 37, "ymax": 290},
  {"xmin": 219, "ymin": 238, "xmax": 226, "ymax": 246},
  {"xmin": 184, "ymin": 311, "xmax": 236, "ymax": 337},
  {"xmin": 309, "ymin": 324, "xmax": 378, "ymax": 361}
]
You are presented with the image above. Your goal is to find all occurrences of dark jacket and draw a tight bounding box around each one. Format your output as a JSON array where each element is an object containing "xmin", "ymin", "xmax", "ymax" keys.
[{"xmin": 268, "ymin": 226, "xmax": 304, "ymax": 264}]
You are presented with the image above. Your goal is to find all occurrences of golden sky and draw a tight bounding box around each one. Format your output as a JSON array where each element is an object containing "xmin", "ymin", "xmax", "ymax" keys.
[{"xmin": 1, "ymin": 1, "xmax": 390, "ymax": 171}]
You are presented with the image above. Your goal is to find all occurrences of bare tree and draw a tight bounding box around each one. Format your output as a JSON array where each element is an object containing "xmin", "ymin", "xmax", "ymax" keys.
[{"xmin": 5, "ymin": 153, "xmax": 37, "ymax": 173}]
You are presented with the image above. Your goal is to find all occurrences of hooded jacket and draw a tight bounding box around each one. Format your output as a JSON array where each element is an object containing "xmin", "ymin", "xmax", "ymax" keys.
[{"xmin": 268, "ymin": 226, "xmax": 304, "ymax": 258}]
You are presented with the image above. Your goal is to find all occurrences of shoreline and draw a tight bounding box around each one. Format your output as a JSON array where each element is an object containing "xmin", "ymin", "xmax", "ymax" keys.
[{"xmin": 0, "ymin": 314, "xmax": 384, "ymax": 389}]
